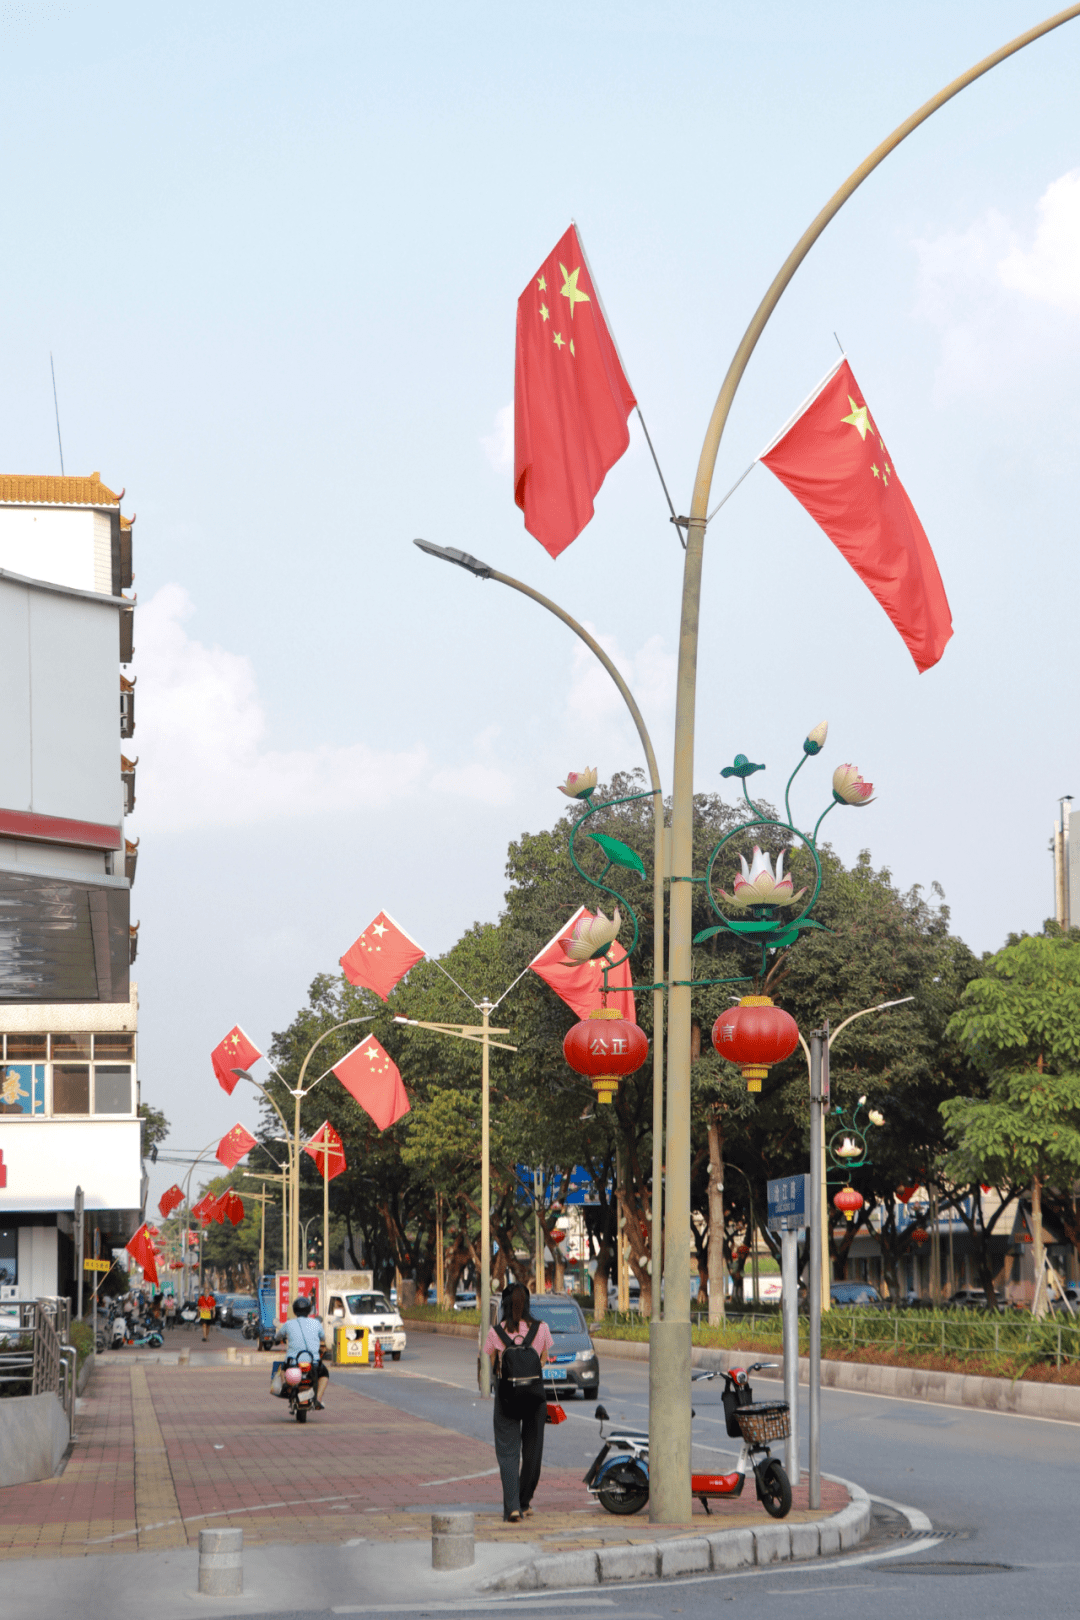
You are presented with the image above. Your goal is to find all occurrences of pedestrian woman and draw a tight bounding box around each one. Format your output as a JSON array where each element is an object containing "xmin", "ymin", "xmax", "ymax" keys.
[
  {"xmin": 484, "ymin": 1284, "xmax": 553, "ymax": 1523},
  {"xmin": 198, "ymin": 1290, "xmax": 215, "ymax": 1342}
]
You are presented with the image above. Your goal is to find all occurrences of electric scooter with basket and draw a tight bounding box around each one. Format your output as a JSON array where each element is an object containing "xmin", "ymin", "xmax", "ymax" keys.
[{"xmin": 584, "ymin": 1361, "xmax": 792, "ymax": 1519}]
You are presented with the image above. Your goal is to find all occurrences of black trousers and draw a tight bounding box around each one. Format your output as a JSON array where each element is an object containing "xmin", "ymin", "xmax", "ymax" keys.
[{"xmin": 492, "ymin": 1393, "xmax": 546, "ymax": 1517}]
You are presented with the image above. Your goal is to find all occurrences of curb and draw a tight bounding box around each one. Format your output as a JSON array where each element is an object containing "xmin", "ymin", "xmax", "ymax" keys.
[
  {"xmin": 477, "ymin": 1483, "xmax": 871, "ymax": 1591},
  {"xmin": 404, "ymin": 1319, "xmax": 1080, "ymax": 1423}
]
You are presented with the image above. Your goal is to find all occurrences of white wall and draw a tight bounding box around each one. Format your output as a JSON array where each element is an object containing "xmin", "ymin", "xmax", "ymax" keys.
[
  {"xmin": 0, "ymin": 508, "xmax": 99, "ymax": 594},
  {"xmin": 0, "ymin": 1120, "xmax": 141, "ymax": 1213},
  {"xmin": 0, "ymin": 577, "xmax": 122, "ymax": 826},
  {"xmin": 17, "ymin": 1225, "xmax": 58, "ymax": 1297}
]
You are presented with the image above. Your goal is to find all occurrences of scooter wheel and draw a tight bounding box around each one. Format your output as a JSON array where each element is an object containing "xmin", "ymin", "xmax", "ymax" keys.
[
  {"xmin": 758, "ymin": 1460, "xmax": 792, "ymax": 1519},
  {"xmin": 597, "ymin": 1461, "xmax": 649, "ymax": 1516},
  {"xmin": 295, "ymin": 1405, "xmax": 308, "ymax": 1423}
]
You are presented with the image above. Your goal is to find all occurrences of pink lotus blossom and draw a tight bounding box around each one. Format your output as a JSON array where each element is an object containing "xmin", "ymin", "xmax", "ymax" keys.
[
  {"xmin": 557, "ymin": 767, "xmax": 598, "ymax": 799},
  {"xmin": 719, "ymin": 846, "xmax": 806, "ymax": 910},
  {"xmin": 832, "ymin": 764, "xmax": 874, "ymax": 805}
]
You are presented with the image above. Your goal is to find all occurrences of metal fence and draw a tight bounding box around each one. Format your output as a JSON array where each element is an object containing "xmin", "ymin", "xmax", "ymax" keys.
[{"xmin": 0, "ymin": 1299, "xmax": 76, "ymax": 1426}]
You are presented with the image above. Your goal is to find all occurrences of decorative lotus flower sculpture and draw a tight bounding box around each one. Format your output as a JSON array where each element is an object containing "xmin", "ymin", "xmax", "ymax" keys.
[
  {"xmin": 557, "ymin": 767, "xmax": 598, "ymax": 800},
  {"xmin": 835, "ymin": 1136, "xmax": 861, "ymax": 1159},
  {"xmin": 868, "ymin": 1108, "xmax": 885, "ymax": 1127},
  {"xmin": 719, "ymin": 846, "xmax": 806, "ymax": 910},
  {"xmin": 803, "ymin": 721, "xmax": 829, "ymax": 756},
  {"xmin": 563, "ymin": 906, "xmax": 622, "ymax": 962},
  {"xmin": 832, "ymin": 764, "xmax": 874, "ymax": 805}
]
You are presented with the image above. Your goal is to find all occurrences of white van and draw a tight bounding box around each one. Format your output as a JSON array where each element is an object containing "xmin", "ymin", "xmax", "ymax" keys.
[{"xmin": 326, "ymin": 1288, "xmax": 406, "ymax": 1360}]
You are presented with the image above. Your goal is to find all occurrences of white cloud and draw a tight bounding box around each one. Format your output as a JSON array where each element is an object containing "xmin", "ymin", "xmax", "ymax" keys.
[
  {"xmin": 132, "ymin": 584, "xmax": 513, "ymax": 832},
  {"xmin": 913, "ymin": 170, "xmax": 1080, "ymax": 399},
  {"xmin": 999, "ymin": 169, "xmax": 1080, "ymax": 317},
  {"xmin": 480, "ymin": 402, "xmax": 514, "ymax": 474},
  {"xmin": 563, "ymin": 622, "xmax": 676, "ymax": 776}
]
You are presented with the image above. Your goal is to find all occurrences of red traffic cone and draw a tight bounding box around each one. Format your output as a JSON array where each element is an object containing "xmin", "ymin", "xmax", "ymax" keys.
[{"xmin": 373, "ymin": 1337, "xmax": 384, "ymax": 1369}]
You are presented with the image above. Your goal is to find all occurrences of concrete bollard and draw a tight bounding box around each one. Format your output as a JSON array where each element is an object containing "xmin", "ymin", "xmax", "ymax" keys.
[
  {"xmin": 199, "ymin": 1527, "xmax": 243, "ymax": 1594},
  {"xmin": 177, "ymin": 1348, "xmax": 190, "ymax": 1366},
  {"xmin": 431, "ymin": 1511, "xmax": 475, "ymax": 1570},
  {"xmin": 225, "ymin": 1345, "xmax": 237, "ymax": 1363}
]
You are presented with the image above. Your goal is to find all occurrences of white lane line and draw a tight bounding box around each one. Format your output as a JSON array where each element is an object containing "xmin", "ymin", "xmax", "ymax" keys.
[
  {"xmin": 766, "ymin": 1583, "xmax": 910, "ymax": 1596},
  {"xmin": 420, "ymin": 1466, "xmax": 501, "ymax": 1487}
]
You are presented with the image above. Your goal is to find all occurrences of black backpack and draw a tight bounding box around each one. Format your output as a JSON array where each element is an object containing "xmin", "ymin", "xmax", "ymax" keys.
[{"xmin": 494, "ymin": 1320, "xmax": 544, "ymax": 1418}]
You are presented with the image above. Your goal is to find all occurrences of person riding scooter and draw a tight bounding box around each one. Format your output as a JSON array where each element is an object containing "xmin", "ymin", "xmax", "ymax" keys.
[{"xmin": 275, "ymin": 1295, "xmax": 330, "ymax": 1410}]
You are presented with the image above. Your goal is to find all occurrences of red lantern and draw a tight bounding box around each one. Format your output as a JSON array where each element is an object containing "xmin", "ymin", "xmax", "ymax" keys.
[
  {"xmin": 910, "ymin": 1226, "xmax": 930, "ymax": 1246},
  {"xmin": 711, "ymin": 996, "xmax": 799, "ymax": 1092},
  {"xmin": 833, "ymin": 1186, "xmax": 864, "ymax": 1223},
  {"xmin": 563, "ymin": 1008, "xmax": 649, "ymax": 1105}
]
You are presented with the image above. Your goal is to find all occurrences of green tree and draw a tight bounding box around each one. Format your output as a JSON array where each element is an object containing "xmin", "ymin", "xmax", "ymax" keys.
[
  {"xmin": 139, "ymin": 1102, "xmax": 170, "ymax": 1162},
  {"xmin": 944, "ymin": 931, "xmax": 1080, "ymax": 1313}
]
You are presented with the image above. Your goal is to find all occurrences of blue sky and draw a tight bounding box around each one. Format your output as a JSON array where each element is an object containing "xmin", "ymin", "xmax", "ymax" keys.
[{"xmin": 2, "ymin": 3, "xmax": 1078, "ymax": 1194}]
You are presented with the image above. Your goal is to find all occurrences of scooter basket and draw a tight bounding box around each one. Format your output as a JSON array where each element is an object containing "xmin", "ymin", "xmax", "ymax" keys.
[{"xmin": 733, "ymin": 1401, "xmax": 790, "ymax": 1444}]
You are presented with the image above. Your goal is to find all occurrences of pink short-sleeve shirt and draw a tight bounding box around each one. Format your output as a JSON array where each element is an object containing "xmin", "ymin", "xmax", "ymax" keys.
[{"xmin": 484, "ymin": 1318, "xmax": 554, "ymax": 1358}]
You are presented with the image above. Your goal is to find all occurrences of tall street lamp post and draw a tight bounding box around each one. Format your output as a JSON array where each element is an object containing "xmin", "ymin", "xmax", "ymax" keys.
[
  {"xmin": 393, "ymin": 1006, "xmax": 517, "ymax": 1397},
  {"xmin": 232, "ymin": 1013, "xmax": 376, "ymax": 1312},
  {"xmin": 655, "ymin": 7, "xmax": 1080, "ymax": 1522}
]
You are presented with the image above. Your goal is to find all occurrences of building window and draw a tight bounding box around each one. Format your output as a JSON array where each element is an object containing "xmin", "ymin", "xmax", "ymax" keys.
[
  {"xmin": 0, "ymin": 1227, "xmax": 17, "ymax": 1291},
  {"xmin": 93, "ymin": 1066, "xmax": 132, "ymax": 1114},
  {"xmin": 53, "ymin": 1064, "xmax": 91, "ymax": 1114},
  {"xmin": 91, "ymin": 1033, "xmax": 135, "ymax": 1061},
  {"xmin": 0, "ymin": 1064, "xmax": 45, "ymax": 1115},
  {"xmin": 51, "ymin": 1033, "xmax": 92, "ymax": 1062}
]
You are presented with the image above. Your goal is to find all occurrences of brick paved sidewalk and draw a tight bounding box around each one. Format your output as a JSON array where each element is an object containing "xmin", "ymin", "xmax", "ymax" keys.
[{"xmin": 0, "ymin": 1361, "xmax": 848, "ymax": 1561}]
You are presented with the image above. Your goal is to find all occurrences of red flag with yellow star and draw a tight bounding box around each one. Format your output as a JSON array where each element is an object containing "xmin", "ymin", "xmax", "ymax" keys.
[
  {"xmin": 125, "ymin": 1223, "xmax": 159, "ymax": 1287},
  {"xmin": 216, "ymin": 1122, "xmax": 258, "ymax": 1170},
  {"xmin": 158, "ymin": 1184, "xmax": 184, "ymax": 1218},
  {"xmin": 305, "ymin": 1120, "xmax": 347, "ymax": 1180},
  {"xmin": 760, "ymin": 359, "xmax": 952, "ymax": 673},
  {"xmin": 339, "ymin": 911, "xmax": 425, "ymax": 1002},
  {"xmin": 515, "ymin": 224, "xmax": 637, "ymax": 559},
  {"xmin": 332, "ymin": 1036, "xmax": 410, "ymax": 1131},
  {"xmin": 211, "ymin": 1025, "xmax": 262, "ymax": 1096}
]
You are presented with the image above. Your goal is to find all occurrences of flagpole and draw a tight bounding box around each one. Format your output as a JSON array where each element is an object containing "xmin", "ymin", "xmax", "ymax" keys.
[
  {"xmin": 654, "ymin": 3, "xmax": 1080, "ymax": 1526},
  {"xmin": 322, "ymin": 1141, "xmax": 330, "ymax": 1323}
]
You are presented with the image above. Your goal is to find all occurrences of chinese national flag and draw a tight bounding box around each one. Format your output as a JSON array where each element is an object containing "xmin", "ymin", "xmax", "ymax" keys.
[
  {"xmin": 529, "ymin": 906, "xmax": 637, "ymax": 1023},
  {"xmin": 217, "ymin": 1189, "xmax": 245, "ymax": 1227},
  {"xmin": 305, "ymin": 1120, "xmax": 347, "ymax": 1180},
  {"xmin": 211, "ymin": 1025, "xmax": 262, "ymax": 1095},
  {"xmin": 158, "ymin": 1184, "xmax": 184, "ymax": 1218},
  {"xmin": 761, "ymin": 359, "xmax": 952, "ymax": 673},
  {"xmin": 340, "ymin": 911, "xmax": 425, "ymax": 1002},
  {"xmin": 333, "ymin": 1036, "xmax": 410, "ymax": 1130},
  {"xmin": 191, "ymin": 1191, "xmax": 219, "ymax": 1225},
  {"xmin": 515, "ymin": 224, "xmax": 637, "ymax": 559},
  {"xmin": 125, "ymin": 1224, "xmax": 159, "ymax": 1287},
  {"xmin": 216, "ymin": 1123, "xmax": 257, "ymax": 1170}
]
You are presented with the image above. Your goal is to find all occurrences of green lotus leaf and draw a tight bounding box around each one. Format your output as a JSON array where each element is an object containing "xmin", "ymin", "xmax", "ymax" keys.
[
  {"xmin": 720, "ymin": 754, "xmax": 766, "ymax": 780},
  {"xmin": 588, "ymin": 833, "xmax": 646, "ymax": 877}
]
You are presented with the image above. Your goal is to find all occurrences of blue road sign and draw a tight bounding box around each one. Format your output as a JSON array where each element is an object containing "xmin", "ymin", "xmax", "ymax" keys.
[{"xmin": 767, "ymin": 1174, "xmax": 812, "ymax": 1232}]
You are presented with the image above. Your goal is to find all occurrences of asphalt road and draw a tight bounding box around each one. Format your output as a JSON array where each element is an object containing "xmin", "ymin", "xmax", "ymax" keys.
[{"xmin": 220, "ymin": 1327, "xmax": 1080, "ymax": 1619}]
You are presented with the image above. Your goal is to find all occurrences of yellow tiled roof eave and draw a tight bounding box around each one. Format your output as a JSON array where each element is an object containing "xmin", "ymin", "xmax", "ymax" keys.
[{"xmin": 0, "ymin": 473, "xmax": 121, "ymax": 507}]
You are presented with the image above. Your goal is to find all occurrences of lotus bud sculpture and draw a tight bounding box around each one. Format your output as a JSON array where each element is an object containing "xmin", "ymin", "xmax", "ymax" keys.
[
  {"xmin": 803, "ymin": 721, "xmax": 829, "ymax": 756},
  {"xmin": 832, "ymin": 763, "xmax": 874, "ymax": 806},
  {"xmin": 868, "ymin": 1108, "xmax": 885, "ymax": 1127},
  {"xmin": 563, "ymin": 906, "xmax": 622, "ymax": 962},
  {"xmin": 557, "ymin": 767, "xmax": 598, "ymax": 800},
  {"xmin": 719, "ymin": 846, "xmax": 806, "ymax": 910}
]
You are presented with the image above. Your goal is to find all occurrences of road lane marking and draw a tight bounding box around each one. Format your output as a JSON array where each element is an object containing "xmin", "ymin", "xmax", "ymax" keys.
[{"xmin": 420, "ymin": 1467, "xmax": 501, "ymax": 1487}]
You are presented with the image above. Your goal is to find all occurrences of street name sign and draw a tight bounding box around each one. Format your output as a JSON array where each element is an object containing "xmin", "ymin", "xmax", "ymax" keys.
[{"xmin": 767, "ymin": 1174, "xmax": 812, "ymax": 1232}]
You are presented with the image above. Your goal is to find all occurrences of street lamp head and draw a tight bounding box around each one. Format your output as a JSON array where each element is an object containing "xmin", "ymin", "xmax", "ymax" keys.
[
  {"xmin": 392, "ymin": 1016, "xmax": 416, "ymax": 1026},
  {"xmin": 413, "ymin": 538, "xmax": 493, "ymax": 579},
  {"xmin": 231, "ymin": 1068, "xmax": 253, "ymax": 1081}
]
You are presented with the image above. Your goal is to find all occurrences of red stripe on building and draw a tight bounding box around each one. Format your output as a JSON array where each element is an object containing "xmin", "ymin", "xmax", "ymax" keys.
[{"xmin": 0, "ymin": 807, "xmax": 123, "ymax": 851}]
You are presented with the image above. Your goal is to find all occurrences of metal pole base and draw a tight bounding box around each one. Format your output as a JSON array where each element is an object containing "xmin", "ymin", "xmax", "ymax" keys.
[{"xmin": 648, "ymin": 1319, "xmax": 693, "ymax": 1523}]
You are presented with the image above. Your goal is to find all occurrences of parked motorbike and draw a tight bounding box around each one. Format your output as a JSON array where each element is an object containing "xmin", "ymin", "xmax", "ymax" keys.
[
  {"xmin": 178, "ymin": 1301, "xmax": 200, "ymax": 1324},
  {"xmin": 241, "ymin": 1313, "xmax": 260, "ymax": 1341},
  {"xmin": 584, "ymin": 1363, "xmax": 792, "ymax": 1520},
  {"xmin": 110, "ymin": 1313, "xmax": 128, "ymax": 1349}
]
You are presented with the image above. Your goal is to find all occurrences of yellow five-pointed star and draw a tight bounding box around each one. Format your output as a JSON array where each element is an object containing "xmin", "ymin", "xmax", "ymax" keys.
[
  {"xmin": 559, "ymin": 262, "xmax": 591, "ymax": 319},
  {"xmin": 537, "ymin": 275, "xmax": 546, "ymax": 291},
  {"xmin": 841, "ymin": 396, "xmax": 874, "ymax": 441},
  {"xmin": 539, "ymin": 302, "xmax": 549, "ymax": 322},
  {"xmin": 553, "ymin": 331, "xmax": 565, "ymax": 349},
  {"xmin": 870, "ymin": 463, "xmax": 880, "ymax": 479}
]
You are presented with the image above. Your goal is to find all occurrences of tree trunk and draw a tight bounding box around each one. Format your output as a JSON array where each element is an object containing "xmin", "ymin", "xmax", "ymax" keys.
[
  {"xmin": 1032, "ymin": 1174, "xmax": 1047, "ymax": 1318},
  {"xmin": 707, "ymin": 1113, "xmax": 725, "ymax": 1325}
]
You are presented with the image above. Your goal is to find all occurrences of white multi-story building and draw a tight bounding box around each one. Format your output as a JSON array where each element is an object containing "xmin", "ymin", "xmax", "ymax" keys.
[{"xmin": 0, "ymin": 474, "xmax": 143, "ymax": 1302}]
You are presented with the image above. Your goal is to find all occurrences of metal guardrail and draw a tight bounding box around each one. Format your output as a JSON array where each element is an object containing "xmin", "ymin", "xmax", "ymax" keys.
[{"xmin": 0, "ymin": 1298, "xmax": 75, "ymax": 1427}]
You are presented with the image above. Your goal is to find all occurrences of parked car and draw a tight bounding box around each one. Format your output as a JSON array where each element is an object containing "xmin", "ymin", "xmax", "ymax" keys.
[
  {"xmin": 215, "ymin": 1292, "xmax": 257, "ymax": 1328},
  {"xmin": 830, "ymin": 1281, "xmax": 883, "ymax": 1308},
  {"xmin": 947, "ymin": 1288, "xmax": 989, "ymax": 1310},
  {"xmin": 453, "ymin": 1290, "xmax": 478, "ymax": 1312},
  {"xmin": 326, "ymin": 1288, "xmax": 406, "ymax": 1360},
  {"xmin": 528, "ymin": 1293, "xmax": 599, "ymax": 1400}
]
